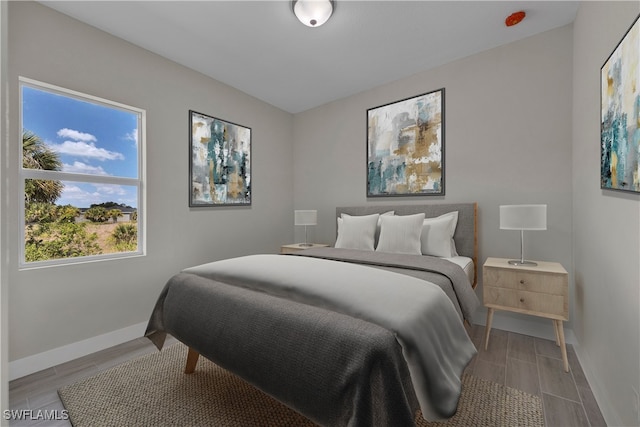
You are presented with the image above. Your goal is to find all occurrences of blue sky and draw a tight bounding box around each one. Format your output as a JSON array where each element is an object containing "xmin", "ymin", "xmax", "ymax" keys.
[{"xmin": 22, "ymin": 85, "xmax": 139, "ymax": 208}]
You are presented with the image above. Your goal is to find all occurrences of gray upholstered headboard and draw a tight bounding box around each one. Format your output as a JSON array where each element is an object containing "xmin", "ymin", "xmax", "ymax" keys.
[{"xmin": 336, "ymin": 203, "xmax": 478, "ymax": 286}]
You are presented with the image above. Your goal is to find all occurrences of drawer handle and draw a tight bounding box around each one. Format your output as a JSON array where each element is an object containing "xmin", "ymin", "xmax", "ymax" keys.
[
  {"xmin": 519, "ymin": 279, "xmax": 526, "ymax": 285},
  {"xmin": 520, "ymin": 298, "xmax": 525, "ymax": 303}
]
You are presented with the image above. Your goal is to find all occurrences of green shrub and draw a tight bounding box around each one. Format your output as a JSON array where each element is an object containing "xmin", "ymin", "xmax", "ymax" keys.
[
  {"xmin": 110, "ymin": 224, "xmax": 137, "ymax": 251},
  {"xmin": 25, "ymin": 222, "xmax": 101, "ymax": 262},
  {"xmin": 25, "ymin": 203, "xmax": 79, "ymax": 224},
  {"xmin": 25, "ymin": 202, "xmax": 57, "ymax": 224},
  {"xmin": 84, "ymin": 206, "xmax": 108, "ymax": 223}
]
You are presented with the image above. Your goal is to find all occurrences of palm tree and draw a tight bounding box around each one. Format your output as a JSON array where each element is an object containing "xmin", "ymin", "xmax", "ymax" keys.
[
  {"xmin": 107, "ymin": 209, "xmax": 123, "ymax": 223},
  {"xmin": 23, "ymin": 129, "xmax": 63, "ymax": 204},
  {"xmin": 110, "ymin": 224, "xmax": 137, "ymax": 251}
]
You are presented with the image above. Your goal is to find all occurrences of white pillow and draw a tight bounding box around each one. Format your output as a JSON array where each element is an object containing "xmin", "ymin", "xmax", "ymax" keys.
[
  {"xmin": 421, "ymin": 211, "xmax": 459, "ymax": 257},
  {"xmin": 376, "ymin": 213, "xmax": 425, "ymax": 255},
  {"xmin": 374, "ymin": 210, "xmax": 394, "ymax": 238},
  {"xmin": 335, "ymin": 214, "xmax": 380, "ymax": 251},
  {"xmin": 337, "ymin": 211, "xmax": 394, "ymax": 247}
]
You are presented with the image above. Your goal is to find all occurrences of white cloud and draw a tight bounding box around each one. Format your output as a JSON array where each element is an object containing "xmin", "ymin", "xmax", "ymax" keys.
[
  {"xmin": 93, "ymin": 183, "xmax": 127, "ymax": 196},
  {"xmin": 124, "ymin": 128, "xmax": 138, "ymax": 146},
  {"xmin": 62, "ymin": 161, "xmax": 110, "ymax": 176},
  {"xmin": 50, "ymin": 141, "xmax": 125, "ymax": 161},
  {"xmin": 57, "ymin": 128, "xmax": 97, "ymax": 143},
  {"xmin": 59, "ymin": 184, "xmax": 102, "ymax": 205}
]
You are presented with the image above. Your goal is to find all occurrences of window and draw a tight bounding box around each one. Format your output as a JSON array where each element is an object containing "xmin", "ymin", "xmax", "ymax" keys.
[{"xmin": 19, "ymin": 77, "xmax": 145, "ymax": 268}]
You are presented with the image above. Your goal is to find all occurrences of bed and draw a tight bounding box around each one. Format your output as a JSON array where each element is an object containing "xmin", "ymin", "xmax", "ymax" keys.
[{"xmin": 145, "ymin": 203, "xmax": 480, "ymax": 426}]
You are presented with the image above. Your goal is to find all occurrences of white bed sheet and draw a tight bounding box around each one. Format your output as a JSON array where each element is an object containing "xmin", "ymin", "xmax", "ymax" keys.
[{"xmin": 443, "ymin": 256, "xmax": 474, "ymax": 284}]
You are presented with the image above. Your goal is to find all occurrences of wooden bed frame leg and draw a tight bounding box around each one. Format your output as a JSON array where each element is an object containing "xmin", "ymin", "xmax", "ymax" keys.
[{"xmin": 185, "ymin": 347, "xmax": 200, "ymax": 374}]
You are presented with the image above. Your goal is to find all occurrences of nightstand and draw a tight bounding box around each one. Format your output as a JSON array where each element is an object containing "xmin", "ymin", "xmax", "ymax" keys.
[
  {"xmin": 280, "ymin": 243, "xmax": 329, "ymax": 254},
  {"xmin": 483, "ymin": 257, "xmax": 569, "ymax": 372}
]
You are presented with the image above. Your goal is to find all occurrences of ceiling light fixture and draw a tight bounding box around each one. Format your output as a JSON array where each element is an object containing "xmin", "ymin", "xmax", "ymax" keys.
[
  {"xmin": 505, "ymin": 11, "xmax": 526, "ymax": 27},
  {"xmin": 292, "ymin": 0, "xmax": 335, "ymax": 28}
]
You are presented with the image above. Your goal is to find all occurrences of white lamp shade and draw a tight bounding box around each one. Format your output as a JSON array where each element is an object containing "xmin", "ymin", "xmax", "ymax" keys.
[
  {"xmin": 295, "ymin": 210, "xmax": 317, "ymax": 226},
  {"xmin": 293, "ymin": 0, "xmax": 334, "ymax": 27},
  {"xmin": 500, "ymin": 205, "xmax": 547, "ymax": 230}
]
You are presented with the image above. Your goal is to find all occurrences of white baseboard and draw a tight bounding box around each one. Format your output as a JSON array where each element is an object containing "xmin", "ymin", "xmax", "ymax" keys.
[
  {"xmin": 9, "ymin": 321, "xmax": 148, "ymax": 381},
  {"xmin": 473, "ymin": 309, "xmax": 577, "ymax": 344},
  {"xmin": 571, "ymin": 343, "xmax": 620, "ymax": 427}
]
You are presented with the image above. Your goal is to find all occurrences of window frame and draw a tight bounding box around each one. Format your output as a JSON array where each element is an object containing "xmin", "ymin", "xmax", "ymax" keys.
[{"xmin": 18, "ymin": 77, "xmax": 146, "ymax": 269}]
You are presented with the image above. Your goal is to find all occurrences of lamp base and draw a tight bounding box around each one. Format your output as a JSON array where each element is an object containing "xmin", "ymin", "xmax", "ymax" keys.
[{"xmin": 508, "ymin": 259, "xmax": 538, "ymax": 266}]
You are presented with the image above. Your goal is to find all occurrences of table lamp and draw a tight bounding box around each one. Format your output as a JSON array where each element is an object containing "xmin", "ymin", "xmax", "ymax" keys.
[
  {"xmin": 294, "ymin": 210, "xmax": 317, "ymax": 247},
  {"xmin": 500, "ymin": 204, "xmax": 547, "ymax": 266}
]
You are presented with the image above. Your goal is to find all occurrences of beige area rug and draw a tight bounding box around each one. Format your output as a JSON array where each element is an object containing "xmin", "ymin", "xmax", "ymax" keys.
[{"xmin": 59, "ymin": 343, "xmax": 544, "ymax": 427}]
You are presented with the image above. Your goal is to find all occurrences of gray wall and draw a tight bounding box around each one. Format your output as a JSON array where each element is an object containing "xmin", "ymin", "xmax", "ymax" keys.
[
  {"xmin": 293, "ymin": 25, "xmax": 574, "ymax": 332},
  {"xmin": 572, "ymin": 3, "xmax": 640, "ymax": 426},
  {"xmin": 6, "ymin": 2, "xmax": 294, "ymax": 361}
]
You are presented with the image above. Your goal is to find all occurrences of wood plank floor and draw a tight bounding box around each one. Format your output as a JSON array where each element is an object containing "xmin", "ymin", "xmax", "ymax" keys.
[
  {"xmin": 8, "ymin": 326, "xmax": 606, "ymax": 426},
  {"xmin": 465, "ymin": 325, "xmax": 606, "ymax": 427}
]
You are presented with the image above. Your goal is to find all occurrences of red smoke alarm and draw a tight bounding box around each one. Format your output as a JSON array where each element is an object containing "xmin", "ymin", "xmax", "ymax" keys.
[{"xmin": 505, "ymin": 11, "xmax": 526, "ymax": 27}]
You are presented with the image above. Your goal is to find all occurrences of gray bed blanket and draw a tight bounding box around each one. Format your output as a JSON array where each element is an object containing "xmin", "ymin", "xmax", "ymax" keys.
[
  {"xmin": 291, "ymin": 247, "xmax": 480, "ymax": 322},
  {"xmin": 146, "ymin": 273, "xmax": 420, "ymax": 426},
  {"xmin": 182, "ymin": 254, "xmax": 477, "ymax": 422}
]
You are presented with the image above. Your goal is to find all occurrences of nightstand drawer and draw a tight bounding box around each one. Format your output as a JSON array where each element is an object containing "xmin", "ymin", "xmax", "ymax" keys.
[
  {"xmin": 484, "ymin": 286, "xmax": 567, "ymax": 319},
  {"xmin": 484, "ymin": 267, "xmax": 566, "ymax": 295}
]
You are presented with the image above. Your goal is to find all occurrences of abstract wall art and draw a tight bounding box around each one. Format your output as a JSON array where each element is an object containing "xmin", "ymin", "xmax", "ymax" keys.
[
  {"xmin": 367, "ymin": 88, "xmax": 445, "ymax": 197},
  {"xmin": 189, "ymin": 110, "xmax": 251, "ymax": 206},
  {"xmin": 601, "ymin": 14, "xmax": 640, "ymax": 194}
]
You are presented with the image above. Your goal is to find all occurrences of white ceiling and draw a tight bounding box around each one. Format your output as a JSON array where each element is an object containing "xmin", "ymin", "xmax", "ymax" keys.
[{"xmin": 41, "ymin": 1, "xmax": 579, "ymax": 113}]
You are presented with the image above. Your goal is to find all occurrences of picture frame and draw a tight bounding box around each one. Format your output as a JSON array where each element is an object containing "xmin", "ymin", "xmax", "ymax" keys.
[
  {"xmin": 600, "ymin": 14, "xmax": 640, "ymax": 194},
  {"xmin": 367, "ymin": 88, "xmax": 445, "ymax": 197},
  {"xmin": 189, "ymin": 110, "xmax": 251, "ymax": 206}
]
